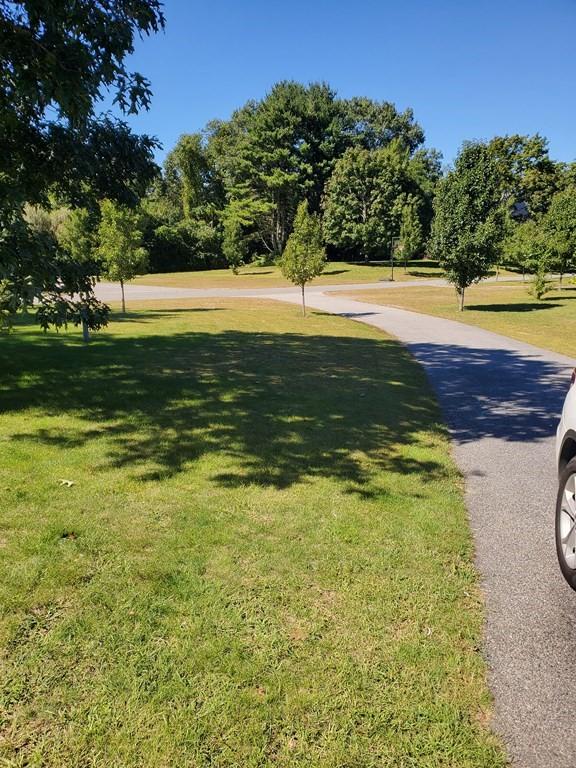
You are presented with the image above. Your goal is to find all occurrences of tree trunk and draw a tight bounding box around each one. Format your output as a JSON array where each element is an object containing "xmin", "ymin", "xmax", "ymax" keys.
[
  {"xmin": 301, "ymin": 284, "xmax": 306, "ymax": 317},
  {"xmin": 120, "ymin": 279, "xmax": 126, "ymax": 313},
  {"xmin": 458, "ymin": 287, "xmax": 465, "ymax": 311},
  {"xmin": 82, "ymin": 319, "xmax": 90, "ymax": 343}
]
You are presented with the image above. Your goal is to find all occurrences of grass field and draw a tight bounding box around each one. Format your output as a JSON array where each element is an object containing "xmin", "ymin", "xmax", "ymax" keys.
[
  {"xmin": 342, "ymin": 281, "xmax": 576, "ymax": 357},
  {"xmin": 0, "ymin": 300, "xmax": 505, "ymax": 766},
  {"xmin": 132, "ymin": 260, "xmax": 445, "ymax": 289}
]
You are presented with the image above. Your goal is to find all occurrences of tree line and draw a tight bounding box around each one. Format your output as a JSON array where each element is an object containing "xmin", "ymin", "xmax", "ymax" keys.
[
  {"xmin": 431, "ymin": 136, "xmax": 576, "ymax": 308},
  {"xmin": 142, "ymin": 85, "xmax": 576, "ymax": 309},
  {"xmin": 3, "ymin": 0, "xmax": 576, "ymax": 334},
  {"xmin": 143, "ymin": 82, "xmax": 439, "ymax": 273}
]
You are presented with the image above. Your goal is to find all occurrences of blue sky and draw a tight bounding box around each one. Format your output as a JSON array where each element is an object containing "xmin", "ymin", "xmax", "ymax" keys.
[{"xmin": 122, "ymin": 0, "xmax": 575, "ymax": 166}]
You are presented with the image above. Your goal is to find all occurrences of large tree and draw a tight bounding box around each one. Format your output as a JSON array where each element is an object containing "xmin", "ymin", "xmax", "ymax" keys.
[
  {"xmin": 205, "ymin": 82, "xmax": 426, "ymax": 259},
  {"xmin": 430, "ymin": 142, "xmax": 504, "ymax": 310},
  {"xmin": 487, "ymin": 134, "xmax": 561, "ymax": 217},
  {"xmin": 164, "ymin": 133, "xmax": 224, "ymax": 222},
  {"xmin": 322, "ymin": 144, "xmax": 408, "ymax": 261},
  {"xmin": 0, "ymin": 0, "xmax": 164, "ymax": 329}
]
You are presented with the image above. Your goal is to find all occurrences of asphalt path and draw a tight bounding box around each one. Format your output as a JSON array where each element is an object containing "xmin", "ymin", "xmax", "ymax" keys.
[
  {"xmin": 96, "ymin": 278, "xmax": 576, "ymax": 766},
  {"xmin": 93, "ymin": 276, "xmax": 448, "ymax": 302}
]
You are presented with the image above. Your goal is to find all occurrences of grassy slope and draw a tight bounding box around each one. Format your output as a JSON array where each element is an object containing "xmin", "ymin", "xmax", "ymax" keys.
[
  {"xmin": 0, "ymin": 300, "xmax": 504, "ymax": 767},
  {"xmin": 342, "ymin": 281, "xmax": 576, "ymax": 357},
  {"xmin": 132, "ymin": 260, "xmax": 445, "ymax": 289}
]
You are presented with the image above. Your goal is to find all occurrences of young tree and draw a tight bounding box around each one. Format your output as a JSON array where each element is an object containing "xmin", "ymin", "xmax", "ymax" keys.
[
  {"xmin": 543, "ymin": 188, "xmax": 576, "ymax": 286},
  {"xmin": 280, "ymin": 201, "xmax": 326, "ymax": 315},
  {"xmin": 430, "ymin": 142, "xmax": 504, "ymax": 310},
  {"xmin": 503, "ymin": 219, "xmax": 549, "ymax": 281},
  {"xmin": 97, "ymin": 201, "xmax": 149, "ymax": 314},
  {"xmin": 322, "ymin": 145, "xmax": 407, "ymax": 261}
]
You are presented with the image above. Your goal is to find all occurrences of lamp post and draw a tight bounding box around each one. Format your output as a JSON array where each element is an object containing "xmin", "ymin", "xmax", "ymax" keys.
[{"xmin": 390, "ymin": 237, "xmax": 400, "ymax": 282}]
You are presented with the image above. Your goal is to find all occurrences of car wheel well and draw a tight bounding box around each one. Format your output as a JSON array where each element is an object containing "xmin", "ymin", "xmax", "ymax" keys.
[{"xmin": 559, "ymin": 437, "xmax": 576, "ymax": 474}]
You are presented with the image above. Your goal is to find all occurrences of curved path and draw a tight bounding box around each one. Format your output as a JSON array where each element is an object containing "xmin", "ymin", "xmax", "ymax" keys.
[{"xmin": 97, "ymin": 279, "xmax": 576, "ymax": 767}]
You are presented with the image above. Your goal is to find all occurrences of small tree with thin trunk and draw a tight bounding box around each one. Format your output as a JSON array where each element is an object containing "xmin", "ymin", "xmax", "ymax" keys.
[
  {"xmin": 97, "ymin": 200, "xmax": 149, "ymax": 313},
  {"xmin": 544, "ymin": 188, "xmax": 576, "ymax": 288},
  {"xmin": 503, "ymin": 219, "xmax": 549, "ymax": 282},
  {"xmin": 280, "ymin": 201, "xmax": 326, "ymax": 315},
  {"xmin": 430, "ymin": 142, "xmax": 503, "ymax": 310}
]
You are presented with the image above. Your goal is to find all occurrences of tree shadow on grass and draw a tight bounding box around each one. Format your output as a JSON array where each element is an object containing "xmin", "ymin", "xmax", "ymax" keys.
[
  {"xmin": 2, "ymin": 324, "xmax": 449, "ymax": 494},
  {"xmin": 3, "ymin": 317, "xmax": 571, "ymax": 489},
  {"xmin": 109, "ymin": 308, "xmax": 227, "ymax": 323},
  {"xmin": 407, "ymin": 270, "xmax": 444, "ymax": 278},
  {"xmin": 465, "ymin": 303, "xmax": 559, "ymax": 313}
]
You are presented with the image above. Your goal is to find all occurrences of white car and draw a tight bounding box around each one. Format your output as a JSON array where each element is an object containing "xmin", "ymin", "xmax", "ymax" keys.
[{"xmin": 556, "ymin": 368, "xmax": 576, "ymax": 589}]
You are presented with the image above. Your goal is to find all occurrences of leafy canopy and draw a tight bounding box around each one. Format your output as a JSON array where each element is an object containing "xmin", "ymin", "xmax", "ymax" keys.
[
  {"xmin": 205, "ymin": 82, "xmax": 426, "ymax": 257},
  {"xmin": 543, "ymin": 187, "xmax": 576, "ymax": 278},
  {"xmin": 322, "ymin": 144, "xmax": 409, "ymax": 259},
  {"xmin": 97, "ymin": 200, "xmax": 149, "ymax": 285},
  {"xmin": 0, "ymin": 0, "xmax": 163, "ymax": 329},
  {"xmin": 430, "ymin": 141, "xmax": 504, "ymax": 308},
  {"xmin": 280, "ymin": 201, "xmax": 326, "ymax": 298}
]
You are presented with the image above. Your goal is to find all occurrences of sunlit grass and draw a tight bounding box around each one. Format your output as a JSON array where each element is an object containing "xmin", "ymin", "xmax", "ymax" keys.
[
  {"xmin": 132, "ymin": 260, "xmax": 445, "ymax": 289},
  {"xmin": 0, "ymin": 299, "xmax": 505, "ymax": 766},
  {"xmin": 342, "ymin": 280, "xmax": 576, "ymax": 356}
]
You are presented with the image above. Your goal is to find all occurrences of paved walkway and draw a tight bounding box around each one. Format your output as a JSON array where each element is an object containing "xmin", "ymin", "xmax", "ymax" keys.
[
  {"xmin": 97, "ymin": 279, "xmax": 576, "ymax": 767},
  {"xmin": 94, "ymin": 277, "xmax": 449, "ymax": 302}
]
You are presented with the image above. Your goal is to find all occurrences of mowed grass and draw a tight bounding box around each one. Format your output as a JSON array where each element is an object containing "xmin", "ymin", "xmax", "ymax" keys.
[
  {"xmin": 0, "ymin": 299, "xmax": 505, "ymax": 767},
  {"xmin": 132, "ymin": 260, "xmax": 445, "ymax": 289},
  {"xmin": 343, "ymin": 281, "xmax": 576, "ymax": 357}
]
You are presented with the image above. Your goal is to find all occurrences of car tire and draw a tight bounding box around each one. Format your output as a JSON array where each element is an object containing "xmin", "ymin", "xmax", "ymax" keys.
[{"xmin": 556, "ymin": 457, "xmax": 576, "ymax": 590}]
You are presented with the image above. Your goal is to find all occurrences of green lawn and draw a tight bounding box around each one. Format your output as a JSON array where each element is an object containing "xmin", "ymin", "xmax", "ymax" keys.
[
  {"xmin": 0, "ymin": 300, "xmax": 504, "ymax": 767},
  {"xmin": 342, "ymin": 281, "xmax": 576, "ymax": 357},
  {"xmin": 132, "ymin": 260, "xmax": 445, "ymax": 289}
]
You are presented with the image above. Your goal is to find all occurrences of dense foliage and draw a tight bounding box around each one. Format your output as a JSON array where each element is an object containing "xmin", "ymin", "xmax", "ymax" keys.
[
  {"xmin": 144, "ymin": 82, "xmax": 439, "ymax": 273},
  {"xmin": 0, "ymin": 0, "xmax": 164, "ymax": 329},
  {"xmin": 4, "ymin": 24, "xmax": 576, "ymax": 329},
  {"xmin": 430, "ymin": 142, "xmax": 504, "ymax": 309},
  {"xmin": 280, "ymin": 200, "xmax": 326, "ymax": 314}
]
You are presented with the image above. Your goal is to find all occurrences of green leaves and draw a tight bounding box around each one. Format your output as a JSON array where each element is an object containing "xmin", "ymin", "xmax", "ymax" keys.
[
  {"xmin": 97, "ymin": 200, "xmax": 149, "ymax": 286},
  {"xmin": 543, "ymin": 187, "xmax": 576, "ymax": 277},
  {"xmin": 280, "ymin": 201, "xmax": 326, "ymax": 298},
  {"xmin": 0, "ymin": 0, "xmax": 162, "ymax": 330},
  {"xmin": 205, "ymin": 82, "xmax": 427, "ymax": 259},
  {"xmin": 430, "ymin": 142, "xmax": 504, "ymax": 307},
  {"xmin": 322, "ymin": 145, "xmax": 408, "ymax": 259}
]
